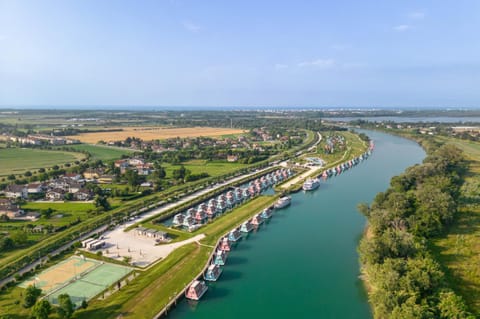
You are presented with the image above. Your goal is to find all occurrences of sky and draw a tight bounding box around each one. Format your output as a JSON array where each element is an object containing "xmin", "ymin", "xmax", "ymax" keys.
[{"xmin": 1, "ymin": 0, "xmax": 480, "ymax": 108}]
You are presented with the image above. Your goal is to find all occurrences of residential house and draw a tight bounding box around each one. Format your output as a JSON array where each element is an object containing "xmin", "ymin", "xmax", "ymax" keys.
[
  {"xmin": 64, "ymin": 173, "xmax": 82, "ymax": 181},
  {"xmin": 5, "ymin": 184, "xmax": 27, "ymax": 199},
  {"xmin": 0, "ymin": 199, "xmax": 25, "ymax": 219},
  {"xmin": 27, "ymin": 183, "xmax": 45, "ymax": 195},
  {"xmin": 227, "ymin": 155, "xmax": 238, "ymax": 162},
  {"xmin": 83, "ymin": 168, "xmax": 104, "ymax": 180},
  {"xmin": 73, "ymin": 189, "xmax": 93, "ymax": 201},
  {"xmin": 46, "ymin": 188, "xmax": 66, "ymax": 201}
]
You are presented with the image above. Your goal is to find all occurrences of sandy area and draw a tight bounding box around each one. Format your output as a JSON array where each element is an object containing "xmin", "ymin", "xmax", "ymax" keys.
[{"xmin": 88, "ymin": 223, "xmax": 205, "ymax": 268}]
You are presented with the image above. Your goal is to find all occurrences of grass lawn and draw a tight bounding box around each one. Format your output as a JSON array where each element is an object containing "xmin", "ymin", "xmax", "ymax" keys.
[
  {"xmin": 59, "ymin": 144, "xmax": 134, "ymax": 161},
  {"xmin": 163, "ymin": 159, "xmax": 248, "ymax": 178},
  {"xmin": 313, "ymin": 131, "xmax": 367, "ymax": 165},
  {"xmin": 429, "ymin": 136, "xmax": 480, "ymax": 315},
  {"xmin": 0, "ymin": 148, "xmax": 85, "ymax": 177}
]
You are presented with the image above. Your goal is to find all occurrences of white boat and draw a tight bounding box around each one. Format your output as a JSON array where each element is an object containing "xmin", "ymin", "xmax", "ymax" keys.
[
  {"xmin": 302, "ymin": 178, "xmax": 320, "ymax": 191},
  {"xmin": 274, "ymin": 196, "xmax": 291, "ymax": 209}
]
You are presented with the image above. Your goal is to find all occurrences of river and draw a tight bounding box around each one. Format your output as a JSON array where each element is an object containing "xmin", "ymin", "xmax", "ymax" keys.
[{"xmin": 168, "ymin": 131, "xmax": 425, "ymax": 319}]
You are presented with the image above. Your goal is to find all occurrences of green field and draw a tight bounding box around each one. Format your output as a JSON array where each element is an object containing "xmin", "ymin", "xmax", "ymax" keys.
[
  {"xmin": 163, "ymin": 159, "xmax": 248, "ymax": 178},
  {"xmin": 430, "ymin": 136, "xmax": 480, "ymax": 315},
  {"xmin": 0, "ymin": 148, "xmax": 85, "ymax": 177},
  {"xmin": 0, "ymin": 202, "xmax": 95, "ymax": 230},
  {"xmin": 60, "ymin": 144, "xmax": 134, "ymax": 161}
]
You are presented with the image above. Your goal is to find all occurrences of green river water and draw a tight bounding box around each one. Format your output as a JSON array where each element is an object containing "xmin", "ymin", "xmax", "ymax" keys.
[{"xmin": 170, "ymin": 131, "xmax": 425, "ymax": 318}]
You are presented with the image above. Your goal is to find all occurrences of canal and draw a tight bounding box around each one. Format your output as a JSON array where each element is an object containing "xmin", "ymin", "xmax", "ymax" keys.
[{"xmin": 169, "ymin": 130, "xmax": 425, "ymax": 319}]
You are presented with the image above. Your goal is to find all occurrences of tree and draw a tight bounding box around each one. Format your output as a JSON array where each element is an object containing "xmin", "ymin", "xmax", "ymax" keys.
[
  {"xmin": 0, "ymin": 236, "xmax": 15, "ymax": 251},
  {"xmin": 11, "ymin": 231, "xmax": 28, "ymax": 246},
  {"xmin": 125, "ymin": 170, "xmax": 142, "ymax": 187},
  {"xmin": 437, "ymin": 290, "xmax": 475, "ymax": 319},
  {"xmin": 30, "ymin": 299, "xmax": 51, "ymax": 319},
  {"xmin": 94, "ymin": 195, "xmax": 110, "ymax": 211},
  {"xmin": 80, "ymin": 299, "xmax": 88, "ymax": 309},
  {"xmin": 23, "ymin": 285, "xmax": 42, "ymax": 308},
  {"xmin": 57, "ymin": 294, "xmax": 74, "ymax": 319}
]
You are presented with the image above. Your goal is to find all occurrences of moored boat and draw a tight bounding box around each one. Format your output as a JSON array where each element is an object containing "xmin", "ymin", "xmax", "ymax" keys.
[
  {"xmin": 219, "ymin": 237, "xmax": 231, "ymax": 251},
  {"xmin": 303, "ymin": 178, "xmax": 320, "ymax": 191},
  {"xmin": 274, "ymin": 196, "xmax": 291, "ymax": 209},
  {"xmin": 251, "ymin": 213, "xmax": 263, "ymax": 226},
  {"xmin": 260, "ymin": 208, "xmax": 273, "ymax": 219},
  {"xmin": 204, "ymin": 264, "xmax": 223, "ymax": 281},
  {"xmin": 213, "ymin": 249, "xmax": 228, "ymax": 265},
  {"xmin": 228, "ymin": 228, "xmax": 242, "ymax": 242},
  {"xmin": 185, "ymin": 280, "xmax": 208, "ymax": 300},
  {"xmin": 240, "ymin": 219, "xmax": 254, "ymax": 232}
]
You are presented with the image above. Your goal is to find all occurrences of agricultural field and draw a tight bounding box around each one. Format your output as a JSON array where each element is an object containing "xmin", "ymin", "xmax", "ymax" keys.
[
  {"xmin": 163, "ymin": 159, "xmax": 248, "ymax": 178},
  {"xmin": 60, "ymin": 144, "xmax": 135, "ymax": 161},
  {"xmin": 67, "ymin": 126, "xmax": 245, "ymax": 143},
  {"xmin": 0, "ymin": 148, "xmax": 85, "ymax": 177}
]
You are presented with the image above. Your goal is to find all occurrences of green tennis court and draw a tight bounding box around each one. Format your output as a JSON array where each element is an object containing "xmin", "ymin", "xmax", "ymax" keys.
[
  {"xmin": 46, "ymin": 262, "xmax": 132, "ymax": 307},
  {"xmin": 19, "ymin": 256, "xmax": 101, "ymax": 294}
]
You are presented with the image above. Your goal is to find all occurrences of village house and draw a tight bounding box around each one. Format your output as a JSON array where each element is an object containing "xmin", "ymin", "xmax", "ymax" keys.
[
  {"xmin": 83, "ymin": 168, "xmax": 104, "ymax": 179},
  {"xmin": 73, "ymin": 189, "xmax": 93, "ymax": 201},
  {"xmin": 0, "ymin": 199, "xmax": 24, "ymax": 219},
  {"xmin": 27, "ymin": 183, "xmax": 45, "ymax": 195},
  {"xmin": 46, "ymin": 188, "xmax": 66, "ymax": 201},
  {"xmin": 64, "ymin": 172, "xmax": 82, "ymax": 181},
  {"xmin": 5, "ymin": 184, "xmax": 28, "ymax": 199},
  {"xmin": 227, "ymin": 155, "xmax": 238, "ymax": 162}
]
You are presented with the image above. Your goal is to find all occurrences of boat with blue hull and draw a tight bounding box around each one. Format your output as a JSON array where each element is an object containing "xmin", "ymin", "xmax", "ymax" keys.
[
  {"xmin": 228, "ymin": 228, "xmax": 242, "ymax": 242},
  {"xmin": 240, "ymin": 220, "xmax": 254, "ymax": 233},
  {"xmin": 213, "ymin": 249, "xmax": 228, "ymax": 265},
  {"xmin": 260, "ymin": 208, "xmax": 273, "ymax": 219},
  {"xmin": 204, "ymin": 264, "xmax": 223, "ymax": 281}
]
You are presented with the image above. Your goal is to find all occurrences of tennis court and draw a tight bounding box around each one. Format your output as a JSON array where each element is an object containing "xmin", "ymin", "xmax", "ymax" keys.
[
  {"xmin": 19, "ymin": 256, "xmax": 100, "ymax": 294},
  {"xmin": 46, "ymin": 262, "xmax": 132, "ymax": 307}
]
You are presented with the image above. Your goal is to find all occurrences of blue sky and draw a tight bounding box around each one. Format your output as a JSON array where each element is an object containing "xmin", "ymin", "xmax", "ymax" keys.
[{"xmin": 1, "ymin": 0, "xmax": 479, "ymax": 108}]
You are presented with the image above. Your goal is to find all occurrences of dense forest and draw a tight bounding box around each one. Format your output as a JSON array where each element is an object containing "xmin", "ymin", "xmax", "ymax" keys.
[{"xmin": 358, "ymin": 143, "xmax": 474, "ymax": 318}]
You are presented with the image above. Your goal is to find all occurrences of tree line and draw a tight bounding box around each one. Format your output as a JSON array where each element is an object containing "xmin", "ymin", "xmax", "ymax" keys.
[{"xmin": 358, "ymin": 144, "xmax": 474, "ymax": 318}]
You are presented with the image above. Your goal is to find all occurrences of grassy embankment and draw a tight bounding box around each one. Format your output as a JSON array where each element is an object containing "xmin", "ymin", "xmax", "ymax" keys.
[
  {"xmin": 429, "ymin": 136, "xmax": 480, "ymax": 315},
  {"xmin": 0, "ymin": 148, "xmax": 85, "ymax": 177}
]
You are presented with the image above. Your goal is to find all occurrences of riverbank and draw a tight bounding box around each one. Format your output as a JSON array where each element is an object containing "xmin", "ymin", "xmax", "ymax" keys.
[{"xmin": 357, "ymin": 138, "xmax": 474, "ymax": 318}]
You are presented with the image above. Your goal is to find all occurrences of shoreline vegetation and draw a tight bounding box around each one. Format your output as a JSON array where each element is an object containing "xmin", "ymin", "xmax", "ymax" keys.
[{"xmin": 357, "ymin": 134, "xmax": 475, "ymax": 318}]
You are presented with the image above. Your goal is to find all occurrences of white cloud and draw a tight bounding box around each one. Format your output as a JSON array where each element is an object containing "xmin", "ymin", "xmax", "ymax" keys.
[
  {"xmin": 274, "ymin": 64, "xmax": 288, "ymax": 70},
  {"xmin": 393, "ymin": 24, "xmax": 412, "ymax": 32},
  {"xmin": 409, "ymin": 11, "xmax": 425, "ymax": 20},
  {"xmin": 182, "ymin": 20, "xmax": 201, "ymax": 33},
  {"xmin": 298, "ymin": 58, "xmax": 335, "ymax": 69}
]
